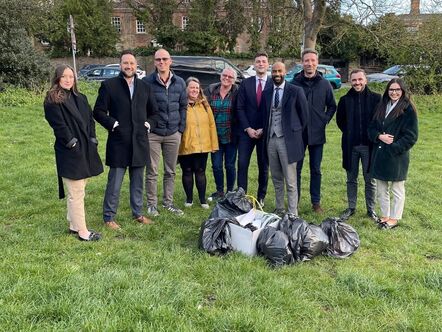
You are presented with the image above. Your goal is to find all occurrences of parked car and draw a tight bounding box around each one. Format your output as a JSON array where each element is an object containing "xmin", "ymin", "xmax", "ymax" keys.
[
  {"xmin": 105, "ymin": 63, "xmax": 146, "ymax": 79},
  {"xmin": 243, "ymin": 64, "xmax": 272, "ymax": 78},
  {"xmin": 285, "ymin": 64, "xmax": 342, "ymax": 89},
  {"xmin": 78, "ymin": 64, "xmax": 101, "ymax": 78},
  {"xmin": 170, "ymin": 56, "xmax": 246, "ymax": 88},
  {"xmin": 79, "ymin": 66, "xmax": 121, "ymax": 82},
  {"xmin": 366, "ymin": 65, "xmax": 404, "ymax": 83}
]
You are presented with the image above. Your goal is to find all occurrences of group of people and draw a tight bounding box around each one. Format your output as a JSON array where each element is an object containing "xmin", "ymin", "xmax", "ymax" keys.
[{"xmin": 44, "ymin": 48, "xmax": 418, "ymax": 241}]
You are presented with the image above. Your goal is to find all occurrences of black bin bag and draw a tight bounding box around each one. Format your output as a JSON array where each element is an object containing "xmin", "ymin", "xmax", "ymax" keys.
[
  {"xmin": 209, "ymin": 188, "xmax": 253, "ymax": 219},
  {"xmin": 256, "ymin": 226, "xmax": 294, "ymax": 266},
  {"xmin": 278, "ymin": 215, "xmax": 329, "ymax": 261},
  {"xmin": 301, "ymin": 224, "xmax": 329, "ymax": 261},
  {"xmin": 199, "ymin": 218, "xmax": 236, "ymax": 255},
  {"xmin": 320, "ymin": 217, "xmax": 360, "ymax": 258}
]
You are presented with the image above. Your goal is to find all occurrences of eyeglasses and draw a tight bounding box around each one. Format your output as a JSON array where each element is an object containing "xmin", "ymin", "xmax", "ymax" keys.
[
  {"xmin": 155, "ymin": 57, "xmax": 170, "ymax": 62},
  {"xmin": 388, "ymin": 88, "xmax": 402, "ymax": 93},
  {"xmin": 222, "ymin": 74, "xmax": 235, "ymax": 79}
]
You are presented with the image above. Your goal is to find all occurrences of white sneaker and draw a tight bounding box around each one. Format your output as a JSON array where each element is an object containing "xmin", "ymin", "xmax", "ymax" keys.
[
  {"xmin": 201, "ymin": 203, "xmax": 210, "ymax": 209},
  {"xmin": 184, "ymin": 202, "xmax": 193, "ymax": 207},
  {"xmin": 147, "ymin": 205, "xmax": 159, "ymax": 217}
]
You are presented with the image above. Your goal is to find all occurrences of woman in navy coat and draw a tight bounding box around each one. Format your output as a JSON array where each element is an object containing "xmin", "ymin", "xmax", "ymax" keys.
[
  {"xmin": 368, "ymin": 78, "xmax": 418, "ymax": 229},
  {"xmin": 44, "ymin": 65, "xmax": 103, "ymax": 241}
]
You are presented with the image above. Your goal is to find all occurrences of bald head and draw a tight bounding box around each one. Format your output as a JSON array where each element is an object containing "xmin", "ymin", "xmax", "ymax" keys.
[
  {"xmin": 271, "ymin": 62, "xmax": 286, "ymax": 86},
  {"xmin": 154, "ymin": 48, "xmax": 172, "ymax": 75}
]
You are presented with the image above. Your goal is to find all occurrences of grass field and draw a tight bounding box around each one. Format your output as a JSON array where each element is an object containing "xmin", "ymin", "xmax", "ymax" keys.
[{"xmin": 0, "ymin": 83, "xmax": 441, "ymax": 331}]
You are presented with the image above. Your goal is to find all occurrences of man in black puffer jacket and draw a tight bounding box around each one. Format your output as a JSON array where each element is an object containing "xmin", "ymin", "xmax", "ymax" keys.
[
  {"xmin": 142, "ymin": 48, "xmax": 187, "ymax": 217},
  {"xmin": 291, "ymin": 49, "xmax": 336, "ymax": 213}
]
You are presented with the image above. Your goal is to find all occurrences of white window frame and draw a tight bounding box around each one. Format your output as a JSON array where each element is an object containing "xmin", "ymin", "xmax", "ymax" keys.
[
  {"xmin": 181, "ymin": 16, "xmax": 189, "ymax": 30},
  {"xmin": 136, "ymin": 20, "xmax": 146, "ymax": 34},
  {"xmin": 111, "ymin": 17, "xmax": 121, "ymax": 33}
]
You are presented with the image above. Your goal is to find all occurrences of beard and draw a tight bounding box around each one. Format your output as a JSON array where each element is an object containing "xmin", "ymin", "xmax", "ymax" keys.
[
  {"xmin": 272, "ymin": 75, "xmax": 284, "ymax": 85},
  {"xmin": 122, "ymin": 69, "xmax": 136, "ymax": 78}
]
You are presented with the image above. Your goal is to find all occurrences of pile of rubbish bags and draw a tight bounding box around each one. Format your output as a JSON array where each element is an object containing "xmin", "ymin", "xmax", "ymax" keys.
[{"xmin": 199, "ymin": 189, "xmax": 360, "ymax": 266}]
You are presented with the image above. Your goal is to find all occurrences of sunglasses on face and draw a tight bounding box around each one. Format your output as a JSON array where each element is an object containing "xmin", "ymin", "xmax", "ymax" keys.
[{"xmin": 155, "ymin": 57, "xmax": 170, "ymax": 62}]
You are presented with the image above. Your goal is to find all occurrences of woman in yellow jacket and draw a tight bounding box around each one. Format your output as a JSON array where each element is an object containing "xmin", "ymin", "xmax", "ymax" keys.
[{"xmin": 179, "ymin": 77, "xmax": 219, "ymax": 209}]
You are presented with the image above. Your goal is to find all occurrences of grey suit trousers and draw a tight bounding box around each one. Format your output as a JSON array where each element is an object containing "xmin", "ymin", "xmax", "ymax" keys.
[{"xmin": 268, "ymin": 136, "xmax": 298, "ymax": 215}]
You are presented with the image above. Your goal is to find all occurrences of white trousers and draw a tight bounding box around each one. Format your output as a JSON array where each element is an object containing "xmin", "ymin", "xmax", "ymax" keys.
[
  {"xmin": 375, "ymin": 180, "xmax": 405, "ymax": 220},
  {"xmin": 63, "ymin": 178, "xmax": 88, "ymax": 232}
]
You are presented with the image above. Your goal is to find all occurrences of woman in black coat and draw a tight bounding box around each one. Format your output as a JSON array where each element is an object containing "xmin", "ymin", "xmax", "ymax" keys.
[
  {"xmin": 368, "ymin": 78, "xmax": 418, "ymax": 229},
  {"xmin": 44, "ymin": 65, "xmax": 104, "ymax": 241}
]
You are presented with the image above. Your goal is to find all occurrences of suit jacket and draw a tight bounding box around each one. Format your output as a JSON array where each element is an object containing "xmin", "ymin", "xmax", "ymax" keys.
[
  {"xmin": 44, "ymin": 92, "xmax": 103, "ymax": 198},
  {"xmin": 93, "ymin": 73, "xmax": 159, "ymax": 168},
  {"xmin": 261, "ymin": 83, "xmax": 309, "ymax": 164},
  {"xmin": 236, "ymin": 76, "xmax": 272, "ymax": 133}
]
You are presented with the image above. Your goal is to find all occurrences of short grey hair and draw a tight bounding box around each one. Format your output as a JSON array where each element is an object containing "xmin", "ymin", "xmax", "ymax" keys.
[{"xmin": 221, "ymin": 67, "xmax": 237, "ymax": 80}]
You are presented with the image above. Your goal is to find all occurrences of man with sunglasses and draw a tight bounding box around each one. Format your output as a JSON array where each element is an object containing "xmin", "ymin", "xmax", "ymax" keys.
[
  {"xmin": 142, "ymin": 48, "xmax": 187, "ymax": 217},
  {"xmin": 204, "ymin": 68, "xmax": 239, "ymax": 202}
]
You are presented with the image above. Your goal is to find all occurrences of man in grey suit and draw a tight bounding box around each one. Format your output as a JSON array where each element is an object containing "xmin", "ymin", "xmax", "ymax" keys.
[{"xmin": 261, "ymin": 62, "xmax": 308, "ymax": 217}]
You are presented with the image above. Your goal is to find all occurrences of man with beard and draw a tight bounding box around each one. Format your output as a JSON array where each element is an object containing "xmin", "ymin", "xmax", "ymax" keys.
[
  {"xmin": 94, "ymin": 50, "xmax": 159, "ymax": 230},
  {"xmin": 261, "ymin": 62, "xmax": 308, "ymax": 217},
  {"xmin": 236, "ymin": 52, "xmax": 272, "ymax": 207},
  {"xmin": 292, "ymin": 49, "xmax": 337, "ymax": 213},
  {"xmin": 336, "ymin": 69, "xmax": 381, "ymax": 221}
]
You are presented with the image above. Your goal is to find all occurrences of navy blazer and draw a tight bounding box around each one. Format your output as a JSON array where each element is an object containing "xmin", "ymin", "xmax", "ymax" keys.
[
  {"xmin": 261, "ymin": 83, "xmax": 309, "ymax": 164},
  {"xmin": 236, "ymin": 76, "xmax": 272, "ymax": 132}
]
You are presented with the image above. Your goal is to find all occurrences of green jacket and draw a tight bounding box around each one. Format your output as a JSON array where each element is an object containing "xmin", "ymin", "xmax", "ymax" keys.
[{"xmin": 368, "ymin": 104, "xmax": 418, "ymax": 181}]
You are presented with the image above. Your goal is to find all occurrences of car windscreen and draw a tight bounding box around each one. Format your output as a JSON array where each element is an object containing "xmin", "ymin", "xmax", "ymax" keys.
[{"xmin": 383, "ymin": 65, "xmax": 401, "ymax": 75}]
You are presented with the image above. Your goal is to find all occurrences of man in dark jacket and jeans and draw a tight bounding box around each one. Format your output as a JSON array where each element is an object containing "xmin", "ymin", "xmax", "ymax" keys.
[
  {"xmin": 337, "ymin": 69, "xmax": 381, "ymax": 221},
  {"xmin": 292, "ymin": 49, "xmax": 336, "ymax": 213},
  {"xmin": 142, "ymin": 48, "xmax": 187, "ymax": 216},
  {"xmin": 94, "ymin": 50, "xmax": 159, "ymax": 230}
]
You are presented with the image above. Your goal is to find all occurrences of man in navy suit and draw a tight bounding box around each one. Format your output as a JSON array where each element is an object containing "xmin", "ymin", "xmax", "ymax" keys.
[
  {"xmin": 261, "ymin": 62, "xmax": 308, "ymax": 217},
  {"xmin": 236, "ymin": 52, "xmax": 272, "ymax": 206}
]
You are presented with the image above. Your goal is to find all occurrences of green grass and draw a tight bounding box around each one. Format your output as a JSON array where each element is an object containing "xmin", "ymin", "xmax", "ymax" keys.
[{"xmin": 0, "ymin": 84, "xmax": 441, "ymax": 331}]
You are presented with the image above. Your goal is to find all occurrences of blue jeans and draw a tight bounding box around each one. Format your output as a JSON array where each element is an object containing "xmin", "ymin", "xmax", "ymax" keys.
[
  {"xmin": 103, "ymin": 166, "xmax": 144, "ymax": 222},
  {"xmin": 211, "ymin": 142, "xmax": 237, "ymax": 193},
  {"xmin": 296, "ymin": 144, "xmax": 323, "ymax": 205}
]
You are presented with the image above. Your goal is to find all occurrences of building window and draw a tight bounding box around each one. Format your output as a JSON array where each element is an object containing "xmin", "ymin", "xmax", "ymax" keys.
[
  {"xmin": 136, "ymin": 20, "xmax": 146, "ymax": 33},
  {"xmin": 111, "ymin": 17, "xmax": 121, "ymax": 33},
  {"xmin": 182, "ymin": 16, "xmax": 189, "ymax": 30}
]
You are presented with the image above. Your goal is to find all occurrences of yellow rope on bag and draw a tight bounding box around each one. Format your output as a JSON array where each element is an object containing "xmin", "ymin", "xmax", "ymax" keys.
[{"xmin": 245, "ymin": 195, "xmax": 264, "ymax": 211}]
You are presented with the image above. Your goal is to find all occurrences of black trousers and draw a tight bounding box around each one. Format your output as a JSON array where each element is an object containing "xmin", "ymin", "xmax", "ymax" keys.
[
  {"xmin": 237, "ymin": 133, "xmax": 268, "ymax": 200},
  {"xmin": 178, "ymin": 153, "xmax": 209, "ymax": 204}
]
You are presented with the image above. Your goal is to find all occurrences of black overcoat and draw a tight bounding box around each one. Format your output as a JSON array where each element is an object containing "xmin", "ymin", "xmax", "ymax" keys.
[
  {"xmin": 368, "ymin": 105, "xmax": 418, "ymax": 181},
  {"xmin": 93, "ymin": 73, "xmax": 159, "ymax": 168},
  {"xmin": 336, "ymin": 87, "xmax": 381, "ymax": 171},
  {"xmin": 44, "ymin": 92, "xmax": 104, "ymax": 198},
  {"xmin": 291, "ymin": 71, "xmax": 336, "ymax": 145},
  {"xmin": 261, "ymin": 83, "xmax": 309, "ymax": 164}
]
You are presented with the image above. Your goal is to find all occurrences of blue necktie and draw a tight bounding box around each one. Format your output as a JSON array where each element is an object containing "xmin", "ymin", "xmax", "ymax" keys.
[{"xmin": 274, "ymin": 87, "xmax": 280, "ymax": 108}]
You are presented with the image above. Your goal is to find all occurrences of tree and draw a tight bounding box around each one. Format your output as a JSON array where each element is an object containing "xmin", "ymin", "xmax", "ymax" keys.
[
  {"xmin": 218, "ymin": 0, "xmax": 245, "ymax": 53},
  {"xmin": 42, "ymin": 0, "xmax": 118, "ymax": 57},
  {"xmin": 266, "ymin": 0, "xmax": 302, "ymax": 57},
  {"xmin": 183, "ymin": 0, "xmax": 221, "ymax": 54},
  {"xmin": 0, "ymin": 0, "xmax": 51, "ymax": 89},
  {"xmin": 128, "ymin": 0, "xmax": 182, "ymax": 49}
]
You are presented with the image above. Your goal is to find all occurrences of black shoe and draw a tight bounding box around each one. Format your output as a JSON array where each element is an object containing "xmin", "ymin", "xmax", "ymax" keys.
[
  {"xmin": 340, "ymin": 208, "xmax": 355, "ymax": 220},
  {"xmin": 367, "ymin": 211, "xmax": 380, "ymax": 223},
  {"xmin": 273, "ymin": 208, "xmax": 286, "ymax": 218},
  {"xmin": 78, "ymin": 231, "xmax": 101, "ymax": 241},
  {"xmin": 258, "ymin": 198, "xmax": 265, "ymax": 208}
]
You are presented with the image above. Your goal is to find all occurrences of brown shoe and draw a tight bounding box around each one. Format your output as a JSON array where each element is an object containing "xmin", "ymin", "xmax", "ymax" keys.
[
  {"xmin": 134, "ymin": 215, "xmax": 153, "ymax": 225},
  {"xmin": 312, "ymin": 203, "xmax": 324, "ymax": 213},
  {"xmin": 105, "ymin": 221, "xmax": 121, "ymax": 230}
]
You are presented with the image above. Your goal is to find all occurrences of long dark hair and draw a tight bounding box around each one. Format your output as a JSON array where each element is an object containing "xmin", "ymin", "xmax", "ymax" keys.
[
  {"xmin": 45, "ymin": 65, "xmax": 79, "ymax": 104},
  {"xmin": 373, "ymin": 78, "xmax": 417, "ymax": 120}
]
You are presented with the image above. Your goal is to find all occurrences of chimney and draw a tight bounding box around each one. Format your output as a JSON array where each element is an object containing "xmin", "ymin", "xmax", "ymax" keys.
[{"xmin": 410, "ymin": 0, "xmax": 420, "ymax": 15}]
